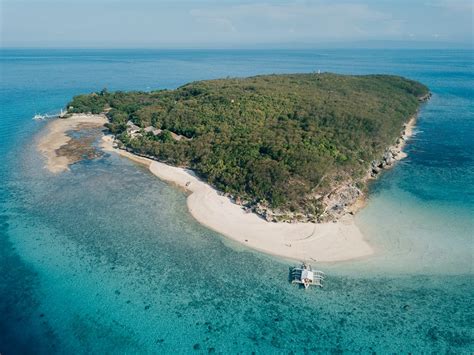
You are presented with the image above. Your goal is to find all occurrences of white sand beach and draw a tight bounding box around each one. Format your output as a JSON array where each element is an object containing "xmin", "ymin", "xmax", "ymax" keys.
[
  {"xmin": 101, "ymin": 135, "xmax": 374, "ymax": 262},
  {"xmin": 150, "ymin": 160, "xmax": 375, "ymax": 262}
]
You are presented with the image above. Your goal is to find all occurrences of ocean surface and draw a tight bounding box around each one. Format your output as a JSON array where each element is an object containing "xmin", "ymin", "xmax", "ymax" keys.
[{"xmin": 0, "ymin": 49, "xmax": 472, "ymax": 353}]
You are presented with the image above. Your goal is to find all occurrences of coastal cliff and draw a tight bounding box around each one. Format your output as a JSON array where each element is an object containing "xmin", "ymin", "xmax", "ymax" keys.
[{"xmin": 66, "ymin": 73, "xmax": 430, "ymax": 223}]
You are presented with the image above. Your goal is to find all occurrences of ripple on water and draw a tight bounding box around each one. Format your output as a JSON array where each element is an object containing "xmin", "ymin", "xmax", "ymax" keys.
[{"xmin": 1, "ymin": 49, "xmax": 473, "ymax": 353}]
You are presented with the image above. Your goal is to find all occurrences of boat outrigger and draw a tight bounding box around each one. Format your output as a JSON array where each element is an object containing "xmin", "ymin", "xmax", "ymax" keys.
[{"xmin": 290, "ymin": 262, "xmax": 325, "ymax": 289}]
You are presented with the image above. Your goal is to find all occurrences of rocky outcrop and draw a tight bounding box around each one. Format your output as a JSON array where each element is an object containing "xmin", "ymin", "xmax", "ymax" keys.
[
  {"xmin": 418, "ymin": 92, "xmax": 432, "ymax": 102},
  {"xmin": 234, "ymin": 181, "xmax": 363, "ymax": 223},
  {"xmin": 370, "ymin": 117, "xmax": 417, "ymax": 178},
  {"xmin": 370, "ymin": 147, "xmax": 400, "ymax": 177},
  {"xmin": 319, "ymin": 184, "xmax": 363, "ymax": 222}
]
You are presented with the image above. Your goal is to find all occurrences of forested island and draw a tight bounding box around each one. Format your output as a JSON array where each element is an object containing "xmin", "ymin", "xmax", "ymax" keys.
[{"xmin": 67, "ymin": 73, "xmax": 429, "ymax": 222}]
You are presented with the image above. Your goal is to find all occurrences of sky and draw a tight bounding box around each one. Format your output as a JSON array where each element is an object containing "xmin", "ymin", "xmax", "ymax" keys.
[{"xmin": 1, "ymin": 0, "xmax": 472, "ymax": 48}]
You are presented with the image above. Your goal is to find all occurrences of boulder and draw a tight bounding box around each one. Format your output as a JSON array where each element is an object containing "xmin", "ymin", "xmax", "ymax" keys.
[
  {"xmin": 322, "ymin": 183, "xmax": 362, "ymax": 220},
  {"xmin": 383, "ymin": 151, "xmax": 394, "ymax": 165},
  {"xmin": 265, "ymin": 212, "xmax": 273, "ymax": 222}
]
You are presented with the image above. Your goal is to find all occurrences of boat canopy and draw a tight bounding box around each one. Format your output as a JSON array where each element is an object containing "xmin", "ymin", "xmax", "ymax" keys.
[{"xmin": 301, "ymin": 269, "xmax": 314, "ymax": 281}]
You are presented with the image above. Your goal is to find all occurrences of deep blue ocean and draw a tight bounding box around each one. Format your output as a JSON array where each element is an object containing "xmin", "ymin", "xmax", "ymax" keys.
[{"xmin": 0, "ymin": 49, "xmax": 473, "ymax": 353}]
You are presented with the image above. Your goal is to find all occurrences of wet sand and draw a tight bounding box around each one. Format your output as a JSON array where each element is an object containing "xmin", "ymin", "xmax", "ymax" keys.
[{"xmin": 37, "ymin": 114, "xmax": 107, "ymax": 173}]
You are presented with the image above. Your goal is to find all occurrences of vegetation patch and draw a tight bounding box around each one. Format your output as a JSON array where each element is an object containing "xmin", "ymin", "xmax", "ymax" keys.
[{"xmin": 68, "ymin": 73, "xmax": 429, "ymax": 220}]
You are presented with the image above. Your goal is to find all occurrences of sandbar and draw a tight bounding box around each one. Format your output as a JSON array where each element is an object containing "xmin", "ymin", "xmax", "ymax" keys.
[{"xmin": 37, "ymin": 114, "xmax": 107, "ymax": 173}]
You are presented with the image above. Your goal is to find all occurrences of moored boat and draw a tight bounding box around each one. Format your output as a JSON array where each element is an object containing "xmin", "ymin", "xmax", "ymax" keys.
[{"xmin": 290, "ymin": 262, "xmax": 325, "ymax": 289}]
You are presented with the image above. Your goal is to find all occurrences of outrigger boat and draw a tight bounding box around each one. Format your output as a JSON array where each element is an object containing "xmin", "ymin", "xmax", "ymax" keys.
[{"xmin": 290, "ymin": 262, "xmax": 325, "ymax": 289}]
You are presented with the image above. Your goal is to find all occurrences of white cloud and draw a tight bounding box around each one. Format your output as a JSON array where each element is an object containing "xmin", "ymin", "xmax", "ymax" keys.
[
  {"xmin": 2, "ymin": 0, "xmax": 471, "ymax": 47},
  {"xmin": 189, "ymin": 1, "xmax": 403, "ymax": 43},
  {"xmin": 190, "ymin": 9, "xmax": 237, "ymax": 33},
  {"xmin": 426, "ymin": 0, "xmax": 473, "ymax": 11}
]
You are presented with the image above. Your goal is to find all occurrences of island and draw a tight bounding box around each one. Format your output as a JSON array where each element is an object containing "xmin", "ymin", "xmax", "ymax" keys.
[{"xmin": 39, "ymin": 73, "xmax": 430, "ymax": 262}]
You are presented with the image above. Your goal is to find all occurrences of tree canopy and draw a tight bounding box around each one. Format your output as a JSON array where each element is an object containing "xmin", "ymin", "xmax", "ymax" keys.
[{"xmin": 68, "ymin": 73, "xmax": 429, "ymax": 217}]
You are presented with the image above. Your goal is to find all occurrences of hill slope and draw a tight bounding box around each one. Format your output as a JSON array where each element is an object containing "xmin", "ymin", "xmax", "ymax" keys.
[{"xmin": 68, "ymin": 73, "xmax": 429, "ymax": 221}]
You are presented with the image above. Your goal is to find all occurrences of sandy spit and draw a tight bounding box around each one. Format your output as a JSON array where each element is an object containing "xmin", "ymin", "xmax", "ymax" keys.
[
  {"xmin": 37, "ymin": 114, "xmax": 107, "ymax": 173},
  {"xmin": 101, "ymin": 136, "xmax": 374, "ymax": 263}
]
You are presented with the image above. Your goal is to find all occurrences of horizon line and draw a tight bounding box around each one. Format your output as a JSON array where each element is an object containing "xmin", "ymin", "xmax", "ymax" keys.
[{"xmin": 2, "ymin": 46, "xmax": 473, "ymax": 51}]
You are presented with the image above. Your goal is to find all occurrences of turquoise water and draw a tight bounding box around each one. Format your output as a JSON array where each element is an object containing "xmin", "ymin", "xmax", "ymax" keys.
[{"xmin": 1, "ymin": 49, "xmax": 473, "ymax": 353}]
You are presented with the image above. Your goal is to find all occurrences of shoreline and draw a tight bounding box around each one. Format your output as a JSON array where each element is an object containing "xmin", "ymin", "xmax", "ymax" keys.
[
  {"xmin": 388, "ymin": 114, "xmax": 418, "ymax": 162},
  {"xmin": 306, "ymin": 112, "xmax": 420, "ymax": 223},
  {"xmin": 37, "ymin": 114, "xmax": 108, "ymax": 173},
  {"xmin": 38, "ymin": 111, "xmax": 419, "ymax": 263},
  {"xmin": 100, "ymin": 135, "xmax": 374, "ymax": 262}
]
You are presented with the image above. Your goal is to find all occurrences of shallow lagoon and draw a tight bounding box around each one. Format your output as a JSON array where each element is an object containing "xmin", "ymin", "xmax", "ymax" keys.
[{"xmin": 1, "ymin": 49, "xmax": 473, "ymax": 353}]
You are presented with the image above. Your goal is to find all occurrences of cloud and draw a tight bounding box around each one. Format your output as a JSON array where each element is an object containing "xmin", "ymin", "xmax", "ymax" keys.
[
  {"xmin": 189, "ymin": 1, "xmax": 403, "ymax": 43},
  {"xmin": 425, "ymin": 0, "xmax": 473, "ymax": 11},
  {"xmin": 190, "ymin": 9, "xmax": 237, "ymax": 33},
  {"xmin": 1, "ymin": 0, "xmax": 471, "ymax": 48}
]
